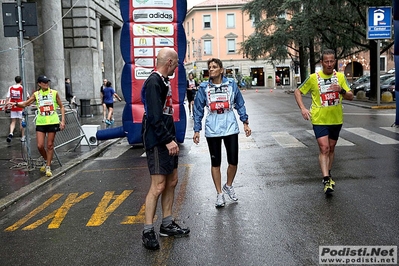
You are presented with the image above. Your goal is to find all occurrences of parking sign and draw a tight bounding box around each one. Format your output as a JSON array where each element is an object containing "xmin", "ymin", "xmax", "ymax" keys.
[{"xmin": 367, "ymin": 6, "xmax": 392, "ymax": 39}]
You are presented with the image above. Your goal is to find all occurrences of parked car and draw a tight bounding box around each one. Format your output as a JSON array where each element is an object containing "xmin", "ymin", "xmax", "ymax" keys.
[
  {"xmin": 365, "ymin": 74, "xmax": 395, "ymax": 97},
  {"xmin": 350, "ymin": 74, "xmax": 370, "ymax": 95},
  {"xmin": 380, "ymin": 76, "xmax": 395, "ymax": 99}
]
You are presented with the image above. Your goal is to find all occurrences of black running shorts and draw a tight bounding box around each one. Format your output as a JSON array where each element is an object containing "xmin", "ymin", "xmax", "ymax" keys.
[
  {"xmin": 36, "ymin": 124, "xmax": 60, "ymax": 133},
  {"xmin": 146, "ymin": 145, "xmax": 178, "ymax": 175}
]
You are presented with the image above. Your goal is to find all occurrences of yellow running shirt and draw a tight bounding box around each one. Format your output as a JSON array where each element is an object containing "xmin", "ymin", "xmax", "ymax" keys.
[{"xmin": 298, "ymin": 70, "xmax": 350, "ymax": 125}]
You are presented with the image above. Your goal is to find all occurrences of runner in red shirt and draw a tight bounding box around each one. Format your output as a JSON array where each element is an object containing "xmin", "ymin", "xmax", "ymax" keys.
[{"xmin": 5, "ymin": 76, "xmax": 26, "ymax": 143}]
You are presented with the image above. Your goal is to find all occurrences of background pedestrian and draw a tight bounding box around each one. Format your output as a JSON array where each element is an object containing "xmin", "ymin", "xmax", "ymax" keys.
[
  {"xmin": 65, "ymin": 78, "xmax": 74, "ymax": 104},
  {"xmin": 102, "ymin": 81, "xmax": 122, "ymax": 125},
  {"xmin": 100, "ymin": 79, "xmax": 107, "ymax": 122},
  {"xmin": 186, "ymin": 72, "xmax": 198, "ymax": 118},
  {"xmin": 5, "ymin": 76, "xmax": 26, "ymax": 142}
]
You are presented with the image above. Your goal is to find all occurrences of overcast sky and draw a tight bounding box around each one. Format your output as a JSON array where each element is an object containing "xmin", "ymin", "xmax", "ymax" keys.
[{"xmin": 187, "ymin": 0, "xmax": 204, "ymax": 9}]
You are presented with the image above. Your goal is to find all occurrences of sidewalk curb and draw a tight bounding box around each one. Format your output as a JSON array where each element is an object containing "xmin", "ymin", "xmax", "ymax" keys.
[
  {"xmin": 0, "ymin": 137, "xmax": 122, "ymax": 211},
  {"xmin": 346, "ymin": 101, "xmax": 396, "ymax": 109},
  {"xmin": 370, "ymin": 105, "xmax": 397, "ymax": 109}
]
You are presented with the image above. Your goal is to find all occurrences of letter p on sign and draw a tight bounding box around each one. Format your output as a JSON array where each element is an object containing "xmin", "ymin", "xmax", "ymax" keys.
[{"xmin": 374, "ymin": 11, "xmax": 384, "ymax": 25}]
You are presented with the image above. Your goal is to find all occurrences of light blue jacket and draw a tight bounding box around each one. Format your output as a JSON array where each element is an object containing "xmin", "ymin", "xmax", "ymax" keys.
[{"xmin": 193, "ymin": 76, "xmax": 248, "ymax": 137}]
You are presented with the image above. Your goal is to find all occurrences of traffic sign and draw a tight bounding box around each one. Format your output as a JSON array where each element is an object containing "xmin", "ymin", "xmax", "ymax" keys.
[{"xmin": 367, "ymin": 6, "xmax": 392, "ymax": 40}]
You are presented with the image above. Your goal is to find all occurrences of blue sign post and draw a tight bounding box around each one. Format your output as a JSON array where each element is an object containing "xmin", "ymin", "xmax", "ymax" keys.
[
  {"xmin": 366, "ymin": 6, "xmax": 392, "ymax": 106},
  {"xmin": 367, "ymin": 7, "xmax": 392, "ymax": 40}
]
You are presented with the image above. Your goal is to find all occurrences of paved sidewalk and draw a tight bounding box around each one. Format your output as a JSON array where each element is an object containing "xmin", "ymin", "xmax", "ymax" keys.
[{"xmin": 0, "ymin": 103, "xmax": 125, "ymax": 211}]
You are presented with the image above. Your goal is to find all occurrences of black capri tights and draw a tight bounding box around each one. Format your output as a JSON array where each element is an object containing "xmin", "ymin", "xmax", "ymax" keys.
[{"xmin": 206, "ymin": 134, "xmax": 239, "ymax": 167}]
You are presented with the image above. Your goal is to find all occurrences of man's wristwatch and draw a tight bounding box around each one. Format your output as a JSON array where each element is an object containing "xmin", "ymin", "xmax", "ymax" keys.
[
  {"xmin": 243, "ymin": 121, "xmax": 249, "ymax": 125},
  {"xmin": 339, "ymin": 89, "xmax": 346, "ymax": 95}
]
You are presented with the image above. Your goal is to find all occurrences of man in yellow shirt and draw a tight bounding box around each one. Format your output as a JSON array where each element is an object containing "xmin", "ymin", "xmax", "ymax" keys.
[{"xmin": 294, "ymin": 49, "xmax": 354, "ymax": 194}]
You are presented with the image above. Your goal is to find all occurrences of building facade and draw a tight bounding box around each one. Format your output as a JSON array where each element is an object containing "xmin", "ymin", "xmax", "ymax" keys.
[
  {"xmin": 184, "ymin": 0, "xmax": 294, "ymax": 88},
  {"xmin": 0, "ymin": 0, "xmax": 123, "ymax": 111},
  {"xmin": 185, "ymin": 0, "xmax": 395, "ymax": 88}
]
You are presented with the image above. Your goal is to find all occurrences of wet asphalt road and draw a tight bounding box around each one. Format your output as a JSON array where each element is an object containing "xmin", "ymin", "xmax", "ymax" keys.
[{"xmin": 0, "ymin": 89, "xmax": 398, "ymax": 265}]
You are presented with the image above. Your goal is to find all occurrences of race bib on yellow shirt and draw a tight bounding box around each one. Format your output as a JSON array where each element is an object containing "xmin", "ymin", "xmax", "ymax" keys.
[
  {"xmin": 317, "ymin": 70, "xmax": 340, "ymax": 107},
  {"xmin": 38, "ymin": 91, "xmax": 55, "ymax": 116}
]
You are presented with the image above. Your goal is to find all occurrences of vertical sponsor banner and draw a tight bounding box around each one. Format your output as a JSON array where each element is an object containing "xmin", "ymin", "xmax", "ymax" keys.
[
  {"xmin": 119, "ymin": 0, "xmax": 187, "ymax": 144},
  {"xmin": 393, "ymin": 0, "xmax": 399, "ymax": 125}
]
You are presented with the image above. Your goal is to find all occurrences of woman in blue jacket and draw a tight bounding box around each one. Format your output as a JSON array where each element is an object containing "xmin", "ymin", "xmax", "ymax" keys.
[{"xmin": 193, "ymin": 58, "xmax": 252, "ymax": 208}]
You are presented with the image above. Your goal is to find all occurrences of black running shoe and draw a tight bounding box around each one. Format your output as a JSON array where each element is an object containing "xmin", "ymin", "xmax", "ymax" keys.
[
  {"xmin": 6, "ymin": 134, "xmax": 13, "ymax": 143},
  {"xmin": 142, "ymin": 229, "xmax": 160, "ymax": 250},
  {"xmin": 159, "ymin": 221, "xmax": 190, "ymax": 237}
]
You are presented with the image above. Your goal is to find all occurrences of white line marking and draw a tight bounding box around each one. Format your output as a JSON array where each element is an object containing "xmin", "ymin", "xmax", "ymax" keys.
[
  {"xmin": 344, "ymin": 127, "xmax": 399, "ymax": 145},
  {"xmin": 381, "ymin": 127, "xmax": 399, "ymax": 133},
  {"xmin": 271, "ymin": 132, "xmax": 306, "ymax": 148},
  {"xmin": 306, "ymin": 130, "xmax": 355, "ymax": 146},
  {"xmin": 95, "ymin": 140, "xmax": 132, "ymax": 160}
]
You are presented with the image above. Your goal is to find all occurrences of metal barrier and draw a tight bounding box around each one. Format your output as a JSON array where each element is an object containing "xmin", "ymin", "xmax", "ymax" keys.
[{"xmin": 53, "ymin": 109, "xmax": 91, "ymax": 166}]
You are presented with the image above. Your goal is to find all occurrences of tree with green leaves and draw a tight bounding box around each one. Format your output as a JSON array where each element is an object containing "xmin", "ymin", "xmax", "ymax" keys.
[{"xmin": 241, "ymin": 0, "xmax": 392, "ymax": 99}]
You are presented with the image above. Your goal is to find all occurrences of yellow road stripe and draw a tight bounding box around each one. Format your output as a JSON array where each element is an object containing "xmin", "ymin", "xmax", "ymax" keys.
[
  {"xmin": 23, "ymin": 192, "xmax": 93, "ymax": 230},
  {"xmin": 4, "ymin": 194, "xmax": 63, "ymax": 232},
  {"xmin": 87, "ymin": 190, "xmax": 133, "ymax": 226}
]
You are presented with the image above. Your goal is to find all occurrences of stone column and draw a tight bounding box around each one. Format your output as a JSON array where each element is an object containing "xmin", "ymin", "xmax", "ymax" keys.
[
  {"xmin": 102, "ymin": 21, "xmax": 115, "ymax": 86},
  {"xmin": 113, "ymin": 27, "xmax": 123, "ymax": 94},
  {"xmin": 41, "ymin": 0, "xmax": 65, "ymax": 95},
  {"xmin": 96, "ymin": 12, "xmax": 103, "ymax": 71}
]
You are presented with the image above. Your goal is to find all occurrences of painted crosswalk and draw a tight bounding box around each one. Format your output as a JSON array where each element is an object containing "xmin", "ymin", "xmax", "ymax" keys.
[
  {"xmin": 187, "ymin": 126, "xmax": 399, "ymax": 154},
  {"xmin": 306, "ymin": 130, "xmax": 355, "ymax": 146},
  {"xmin": 271, "ymin": 132, "xmax": 306, "ymax": 148},
  {"xmin": 305, "ymin": 127, "xmax": 399, "ymax": 147},
  {"xmin": 344, "ymin": 127, "xmax": 399, "ymax": 145}
]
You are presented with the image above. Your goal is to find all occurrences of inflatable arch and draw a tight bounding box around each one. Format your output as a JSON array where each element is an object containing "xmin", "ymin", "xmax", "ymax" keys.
[{"xmin": 97, "ymin": 0, "xmax": 188, "ymax": 143}]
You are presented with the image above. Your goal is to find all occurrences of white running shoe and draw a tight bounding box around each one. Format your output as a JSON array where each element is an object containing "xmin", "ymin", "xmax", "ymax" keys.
[
  {"xmin": 215, "ymin": 193, "xmax": 226, "ymax": 208},
  {"xmin": 222, "ymin": 183, "xmax": 238, "ymax": 201}
]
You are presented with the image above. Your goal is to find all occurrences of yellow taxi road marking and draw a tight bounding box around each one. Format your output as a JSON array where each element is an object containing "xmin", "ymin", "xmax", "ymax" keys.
[
  {"xmin": 49, "ymin": 192, "xmax": 93, "ymax": 229},
  {"xmin": 4, "ymin": 190, "xmax": 134, "ymax": 231},
  {"xmin": 23, "ymin": 192, "xmax": 94, "ymax": 230},
  {"xmin": 121, "ymin": 203, "xmax": 156, "ymax": 224},
  {"xmin": 4, "ymin": 194, "xmax": 63, "ymax": 232},
  {"xmin": 82, "ymin": 164, "xmax": 191, "ymax": 173},
  {"xmin": 86, "ymin": 190, "xmax": 133, "ymax": 226},
  {"xmin": 4, "ymin": 164, "xmax": 193, "ymax": 232}
]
